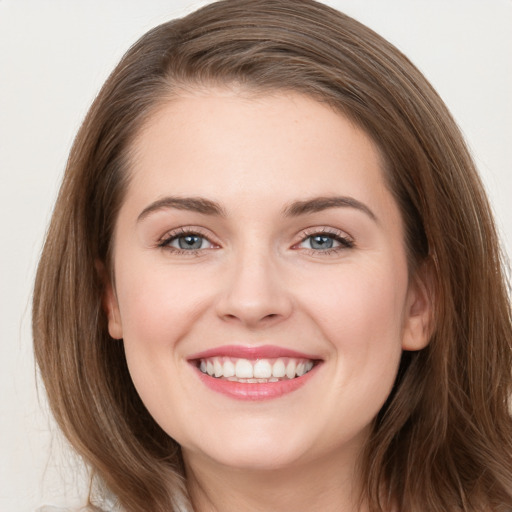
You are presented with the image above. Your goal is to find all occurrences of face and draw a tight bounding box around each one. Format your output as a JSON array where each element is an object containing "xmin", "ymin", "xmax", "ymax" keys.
[{"xmin": 105, "ymin": 89, "xmax": 430, "ymax": 474}]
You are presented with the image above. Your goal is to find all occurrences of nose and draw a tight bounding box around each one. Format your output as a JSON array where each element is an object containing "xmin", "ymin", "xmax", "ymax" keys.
[{"xmin": 215, "ymin": 248, "xmax": 293, "ymax": 329}]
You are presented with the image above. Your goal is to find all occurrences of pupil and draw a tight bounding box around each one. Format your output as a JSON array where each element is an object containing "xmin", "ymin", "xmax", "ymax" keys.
[
  {"xmin": 179, "ymin": 235, "xmax": 202, "ymax": 250},
  {"xmin": 311, "ymin": 235, "xmax": 333, "ymax": 250}
]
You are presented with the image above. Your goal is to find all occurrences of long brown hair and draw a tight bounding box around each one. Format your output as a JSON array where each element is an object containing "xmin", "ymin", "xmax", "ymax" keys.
[{"xmin": 33, "ymin": 1, "xmax": 512, "ymax": 510}]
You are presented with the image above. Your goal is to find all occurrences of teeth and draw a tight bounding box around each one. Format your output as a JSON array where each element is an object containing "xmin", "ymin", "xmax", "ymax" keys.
[
  {"xmin": 285, "ymin": 360, "xmax": 296, "ymax": 379},
  {"xmin": 214, "ymin": 359, "xmax": 223, "ymax": 378},
  {"xmin": 198, "ymin": 356, "xmax": 315, "ymax": 381},
  {"xmin": 253, "ymin": 359, "xmax": 272, "ymax": 378},
  {"xmin": 228, "ymin": 377, "xmax": 286, "ymax": 383},
  {"xmin": 272, "ymin": 359, "xmax": 286, "ymax": 378},
  {"xmin": 235, "ymin": 359, "xmax": 253, "ymax": 378},
  {"xmin": 223, "ymin": 360, "xmax": 235, "ymax": 378}
]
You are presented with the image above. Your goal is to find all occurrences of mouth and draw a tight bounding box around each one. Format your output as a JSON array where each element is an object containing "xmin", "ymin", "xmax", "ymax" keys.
[
  {"xmin": 196, "ymin": 356, "xmax": 315, "ymax": 383},
  {"xmin": 188, "ymin": 345, "xmax": 322, "ymax": 400}
]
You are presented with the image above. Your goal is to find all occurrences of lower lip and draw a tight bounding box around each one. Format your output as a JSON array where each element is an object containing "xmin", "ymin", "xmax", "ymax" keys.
[{"xmin": 193, "ymin": 364, "xmax": 320, "ymax": 401}]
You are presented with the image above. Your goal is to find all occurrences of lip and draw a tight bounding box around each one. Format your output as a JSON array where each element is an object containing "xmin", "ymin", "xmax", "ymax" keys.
[
  {"xmin": 193, "ymin": 364, "xmax": 320, "ymax": 400},
  {"xmin": 187, "ymin": 344, "xmax": 321, "ymax": 361},
  {"xmin": 187, "ymin": 344, "xmax": 322, "ymax": 401}
]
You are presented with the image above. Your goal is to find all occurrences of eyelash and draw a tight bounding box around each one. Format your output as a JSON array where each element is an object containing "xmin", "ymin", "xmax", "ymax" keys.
[
  {"xmin": 157, "ymin": 227, "xmax": 216, "ymax": 256},
  {"xmin": 296, "ymin": 227, "xmax": 354, "ymax": 255},
  {"xmin": 157, "ymin": 227, "xmax": 354, "ymax": 256}
]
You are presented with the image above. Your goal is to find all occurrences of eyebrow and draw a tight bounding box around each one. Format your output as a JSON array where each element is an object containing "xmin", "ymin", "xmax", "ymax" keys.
[
  {"xmin": 137, "ymin": 196, "xmax": 226, "ymax": 222},
  {"xmin": 137, "ymin": 195, "xmax": 377, "ymax": 222},
  {"xmin": 282, "ymin": 196, "xmax": 377, "ymax": 221}
]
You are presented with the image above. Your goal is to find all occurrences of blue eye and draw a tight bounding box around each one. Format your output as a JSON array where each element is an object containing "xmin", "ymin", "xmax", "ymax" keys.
[
  {"xmin": 307, "ymin": 235, "xmax": 336, "ymax": 250},
  {"xmin": 174, "ymin": 234, "xmax": 205, "ymax": 250},
  {"xmin": 298, "ymin": 232, "xmax": 353, "ymax": 251},
  {"xmin": 159, "ymin": 230, "xmax": 215, "ymax": 252}
]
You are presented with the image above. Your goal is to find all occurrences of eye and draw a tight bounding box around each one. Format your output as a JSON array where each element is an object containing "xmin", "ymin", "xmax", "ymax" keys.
[
  {"xmin": 301, "ymin": 234, "xmax": 338, "ymax": 250},
  {"xmin": 296, "ymin": 229, "xmax": 354, "ymax": 253},
  {"xmin": 168, "ymin": 233, "xmax": 212, "ymax": 250},
  {"xmin": 158, "ymin": 228, "xmax": 217, "ymax": 253}
]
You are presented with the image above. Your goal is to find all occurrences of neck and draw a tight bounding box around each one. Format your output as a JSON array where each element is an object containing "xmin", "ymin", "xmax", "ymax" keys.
[{"xmin": 184, "ymin": 446, "xmax": 369, "ymax": 512}]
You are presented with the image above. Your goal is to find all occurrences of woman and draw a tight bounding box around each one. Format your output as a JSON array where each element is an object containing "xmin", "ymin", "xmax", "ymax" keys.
[{"xmin": 32, "ymin": 0, "xmax": 512, "ymax": 510}]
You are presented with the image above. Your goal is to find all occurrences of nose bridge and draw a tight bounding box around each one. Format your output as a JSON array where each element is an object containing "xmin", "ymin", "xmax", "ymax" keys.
[{"xmin": 216, "ymin": 239, "xmax": 292, "ymax": 327}]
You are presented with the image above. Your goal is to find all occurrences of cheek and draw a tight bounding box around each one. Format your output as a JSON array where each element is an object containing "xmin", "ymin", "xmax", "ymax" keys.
[
  {"xmin": 309, "ymin": 260, "xmax": 407, "ymax": 338},
  {"xmin": 302, "ymin": 258, "xmax": 408, "ymax": 393},
  {"xmin": 114, "ymin": 259, "xmax": 214, "ymax": 357},
  {"xmin": 112, "ymin": 261, "xmax": 212, "ymax": 426}
]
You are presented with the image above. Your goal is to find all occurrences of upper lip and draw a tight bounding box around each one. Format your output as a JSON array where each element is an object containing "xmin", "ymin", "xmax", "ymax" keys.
[{"xmin": 187, "ymin": 344, "xmax": 321, "ymax": 361}]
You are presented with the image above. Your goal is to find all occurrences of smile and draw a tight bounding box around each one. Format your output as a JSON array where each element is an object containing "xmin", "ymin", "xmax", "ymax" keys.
[
  {"xmin": 198, "ymin": 357, "xmax": 315, "ymax": 382},
  {"xmin": 188, "ymin": 345, "xmax": 322, "ymax": 400}
]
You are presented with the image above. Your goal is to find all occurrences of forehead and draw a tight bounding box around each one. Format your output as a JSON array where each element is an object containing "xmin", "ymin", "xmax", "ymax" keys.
[{"xmin": 126, "ymin": 89, "xmax": 392, "ymax": 211}]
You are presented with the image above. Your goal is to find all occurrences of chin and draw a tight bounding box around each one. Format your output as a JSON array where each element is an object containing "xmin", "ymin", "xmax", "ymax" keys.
[
  {"xmin": 182, "ymin": 426, "xmax": 313, "ymax": 472},
  {"xmin": 203, "ymin": 446, "xmax": 306, "ymax": 472}
]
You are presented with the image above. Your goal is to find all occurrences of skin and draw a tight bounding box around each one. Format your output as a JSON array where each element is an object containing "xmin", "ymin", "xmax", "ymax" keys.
[{"xmin": 104, "ymin": 88, "xmax": 431, "ymax": 512}]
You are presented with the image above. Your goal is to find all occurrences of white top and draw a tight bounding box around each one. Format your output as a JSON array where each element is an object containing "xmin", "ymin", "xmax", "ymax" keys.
[
  {"xmin": 36, "ymin": 494, "xmax": 191, "ymax": 512},
  {"xmin": 36, "ymin": 508, "xmax": 115, "ymax": 512}
]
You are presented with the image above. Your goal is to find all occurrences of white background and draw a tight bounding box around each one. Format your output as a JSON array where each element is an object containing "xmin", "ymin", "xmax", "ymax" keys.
[{"xmin": 1, "ymin": 1, "xmax": 511, "ymax": 510}]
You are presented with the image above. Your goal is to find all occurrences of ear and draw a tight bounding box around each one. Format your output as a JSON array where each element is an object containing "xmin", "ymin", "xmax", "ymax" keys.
[
  {"xmin": 95, "ymin": 260, "xmax": 123, "ymax": 340},
  {"xmin": 401, "ymin": 262, "xmax": 434, "ymax": 351}
]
